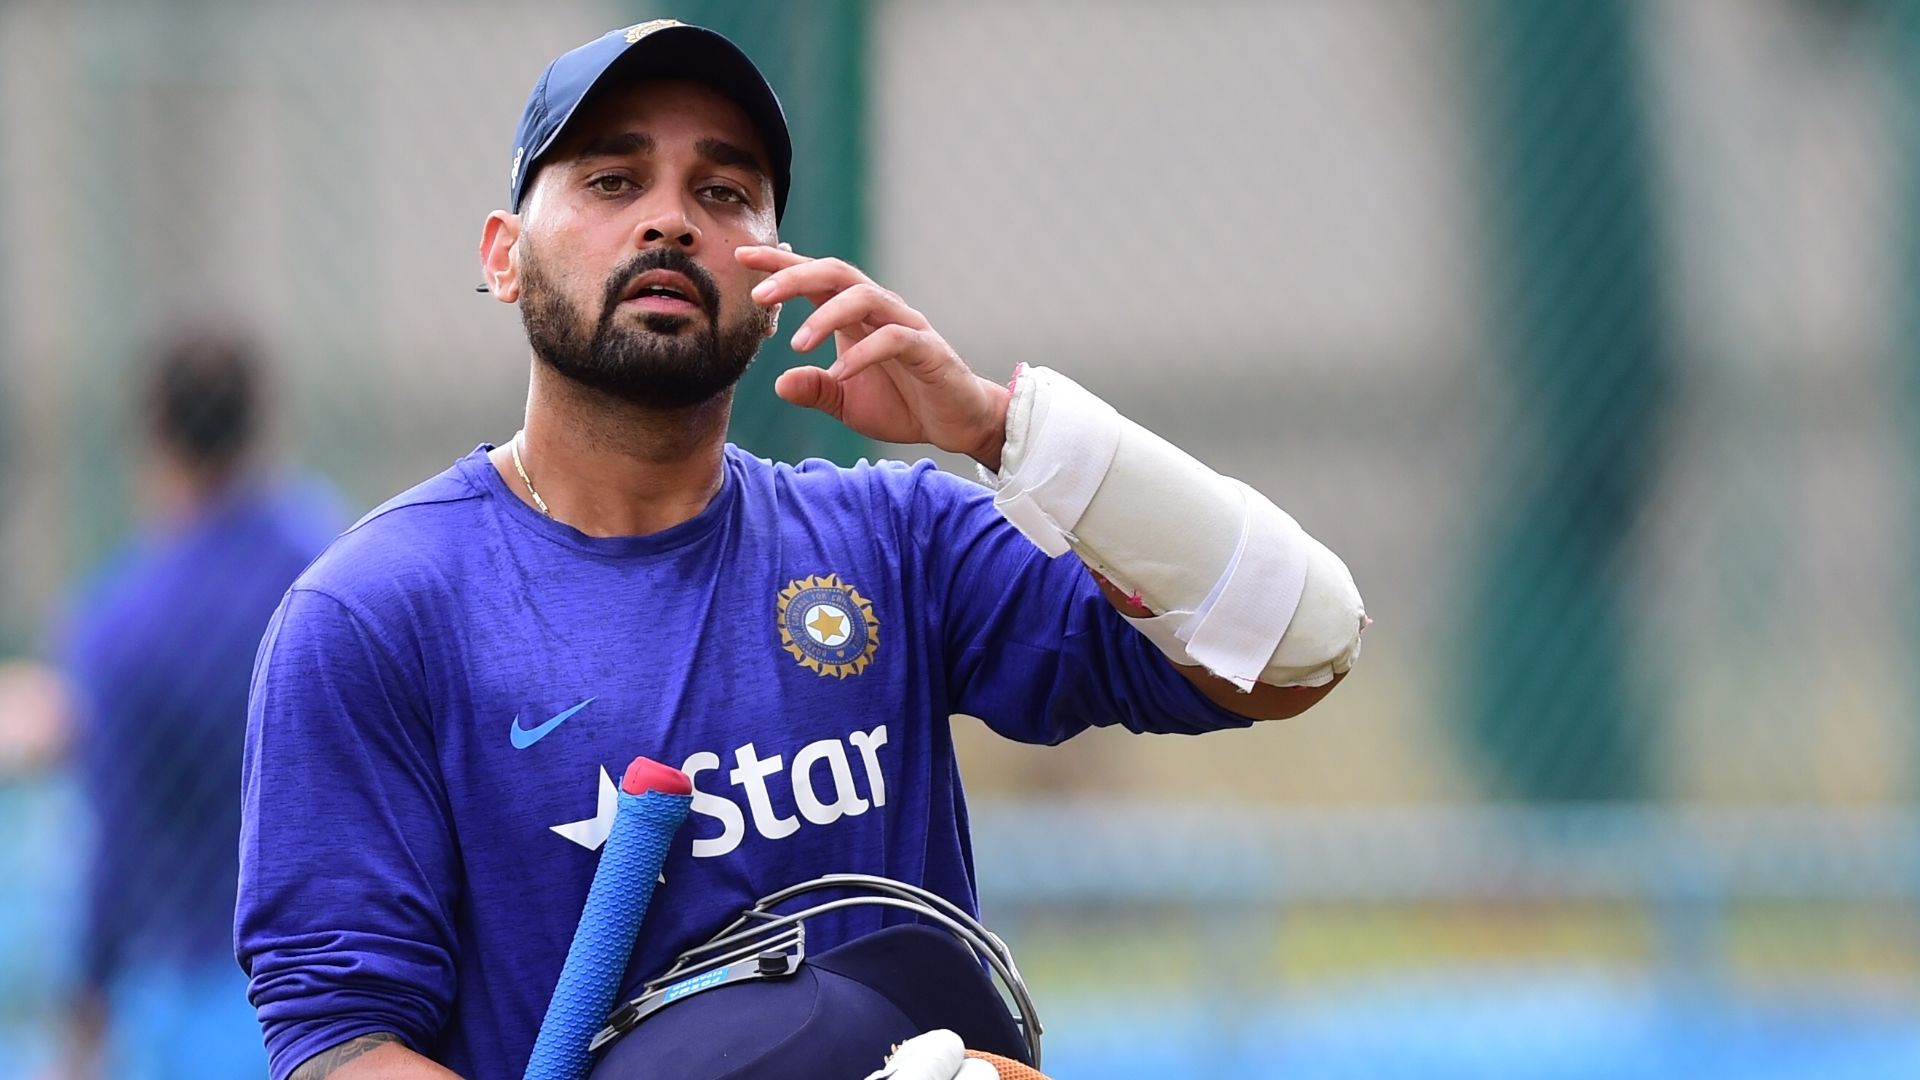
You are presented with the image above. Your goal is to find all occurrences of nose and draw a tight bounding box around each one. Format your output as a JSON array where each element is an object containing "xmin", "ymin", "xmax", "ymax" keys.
[{"xmin": 632, "ymin": 193, "xmax": 701, "ymax": 251}]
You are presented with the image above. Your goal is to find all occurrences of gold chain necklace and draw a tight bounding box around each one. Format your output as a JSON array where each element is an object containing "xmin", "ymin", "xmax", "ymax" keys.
[{"xmin": 509, "ymin": 430, "xmax": 551, "ymax": 517}]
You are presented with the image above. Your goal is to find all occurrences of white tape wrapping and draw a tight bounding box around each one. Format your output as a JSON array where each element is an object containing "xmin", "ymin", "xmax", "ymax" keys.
[
  {"xmin": 984, "ymin": 365, "xmax": 1365, "ymax": 691},
  {"xmin": 986, "ymin": 365, "xmax": 1121, "ymax": 556},
  {"xmin": 1118, "ymin": 611, "xmax": 1198, "ymax": 666},
  {"xmin": 1120, "ymin": 529, "xmax": 1364, "ymax": 689},
  {"xmin": 1180, "ymin": 481, "xmax": 1310, "ymax": 691},
  {"xmin": 1100, "ymin": 484, "xmax": 1307, "ymax": 690}
]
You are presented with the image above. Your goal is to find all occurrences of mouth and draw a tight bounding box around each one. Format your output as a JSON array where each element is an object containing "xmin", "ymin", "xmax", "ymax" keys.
[{"xmin": 619, "ymin": 269, "xmax": 706, "ymax": 316}]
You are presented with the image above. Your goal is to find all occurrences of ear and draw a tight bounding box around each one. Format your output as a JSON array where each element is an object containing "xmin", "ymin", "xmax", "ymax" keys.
[{"xmin": 480, "ymin": 211, "xmax": 523, "ymax": 303}]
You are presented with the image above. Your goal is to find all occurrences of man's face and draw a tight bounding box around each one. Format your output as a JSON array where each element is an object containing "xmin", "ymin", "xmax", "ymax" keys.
[{"xmin": 511, "ymin": 79, "xmax": 779, "ymax": 410}]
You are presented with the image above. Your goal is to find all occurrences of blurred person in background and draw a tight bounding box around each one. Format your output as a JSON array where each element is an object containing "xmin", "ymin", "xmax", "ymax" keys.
[{"xmin": 51, "ymin": 331, "xmax": 341, "ymax": 1080}]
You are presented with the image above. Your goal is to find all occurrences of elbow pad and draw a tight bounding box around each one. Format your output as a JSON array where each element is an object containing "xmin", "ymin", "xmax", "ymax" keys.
[{"xmin": 982, "ymin": 365, "xmax": 1366, "ymax": 690}]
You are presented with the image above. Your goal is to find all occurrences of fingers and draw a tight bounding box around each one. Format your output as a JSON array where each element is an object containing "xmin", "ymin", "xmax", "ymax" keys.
[
  {"xmin": 790, "ymin": 283, "xmax": 929, "ymax": 352},
  {"xmin": 734, "ymin": 244, "xmax": 808, "ymax": 273},
  {"xmin": 737, "ymin": 248, "xmax": 932, "ymax": 357},
  {"xmin": 736, "ymin": 245, "xmax": 816, "ymax": 312},
  {"xmin": 828, "ymin": 323, "xmax": 948, "ymax": 381},
  {"xmin": 747, "ymin": 252, "xmax": 874, "ymax": 307},
  {"xmin": 738, "ymin": 245, "xmax": 961, "ymax": 390}
]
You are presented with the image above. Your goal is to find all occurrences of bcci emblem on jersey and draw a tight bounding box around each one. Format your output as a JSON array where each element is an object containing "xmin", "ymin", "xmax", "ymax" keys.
[{"xmin": 777, "ymin": 573, "xmax": 879, "ymax": 678}]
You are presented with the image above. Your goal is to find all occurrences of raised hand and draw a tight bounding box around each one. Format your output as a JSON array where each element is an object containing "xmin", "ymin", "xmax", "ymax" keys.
[{"xmin": 738, "ymin": 246, "xmax": 1009, "ymax": 470}]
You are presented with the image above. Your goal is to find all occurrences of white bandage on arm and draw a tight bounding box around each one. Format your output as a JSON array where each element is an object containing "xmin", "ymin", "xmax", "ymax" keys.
[{"xmin": 983, "ymin": 365, "xmax": 1367, "ymax": 690}]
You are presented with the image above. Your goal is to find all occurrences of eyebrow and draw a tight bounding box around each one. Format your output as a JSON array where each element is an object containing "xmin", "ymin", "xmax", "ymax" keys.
[
  {"xmin": 574, "ymin": 131, "xmax": 654, "ymax": 162},
  {"xmin": 695, "ymin": 137, "xmax": 766, "ymax": 179}
]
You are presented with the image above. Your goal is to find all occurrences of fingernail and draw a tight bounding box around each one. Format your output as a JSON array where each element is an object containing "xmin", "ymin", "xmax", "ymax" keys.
[
  {"xmin": 791, "ymin": 328, "xmax": 810, "ymax": 350},
  {"xmin": 752, "ymin": 281, "xmax": 774, "ymax": 301}
]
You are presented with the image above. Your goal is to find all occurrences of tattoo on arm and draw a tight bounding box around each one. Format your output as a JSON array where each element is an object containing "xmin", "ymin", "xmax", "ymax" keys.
[{"xmin": 290, "ymin": 1032, "xmax": 403, "ymax": 1080}]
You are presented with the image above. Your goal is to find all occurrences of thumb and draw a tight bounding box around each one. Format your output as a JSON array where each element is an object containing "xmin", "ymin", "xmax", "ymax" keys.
[{"xmin": 774, "ymin": 366, "xmax": 841, "ymax": 416}]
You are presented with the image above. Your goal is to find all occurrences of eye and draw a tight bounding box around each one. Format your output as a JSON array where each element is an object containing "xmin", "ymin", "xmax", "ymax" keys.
[
  {"xmin": 588, "ymin": 174, "xmax": 635, "ymax": 195},
  {"xmin": 701, "ymin": 184, "xmax": 747, "ymax": 206}
]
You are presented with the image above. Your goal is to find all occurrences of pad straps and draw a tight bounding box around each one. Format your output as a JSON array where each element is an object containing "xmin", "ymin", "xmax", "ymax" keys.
[{"xmin": 1181, "ymin": 482, "xmax": 1309, "ymax": 691}]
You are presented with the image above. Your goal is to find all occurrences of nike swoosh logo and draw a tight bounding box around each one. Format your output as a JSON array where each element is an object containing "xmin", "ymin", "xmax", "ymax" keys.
[{"xmin": 510, "ymin": 698, "xmax": 595, "ymax": 749}]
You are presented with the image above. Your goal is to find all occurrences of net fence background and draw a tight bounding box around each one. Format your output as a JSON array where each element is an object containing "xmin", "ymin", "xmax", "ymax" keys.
[{"xmin": 1, "ymin": 1, "xmax": 1917, "ymax": 1077}]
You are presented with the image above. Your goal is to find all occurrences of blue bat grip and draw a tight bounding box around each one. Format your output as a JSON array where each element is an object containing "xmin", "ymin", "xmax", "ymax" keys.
[{"xmin": 524, "ymin": 786, "xmax": 692, "ymax": 1080}]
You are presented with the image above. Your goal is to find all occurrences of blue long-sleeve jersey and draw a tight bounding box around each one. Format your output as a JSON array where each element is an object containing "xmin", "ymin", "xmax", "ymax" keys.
[{"xmin": 238, "ymin": 445, "xmax": 1249, "ymax": 1080}]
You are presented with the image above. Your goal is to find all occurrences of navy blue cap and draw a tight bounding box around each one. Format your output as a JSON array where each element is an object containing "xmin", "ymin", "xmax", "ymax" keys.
[
  {"xmin": 508, "ymin": 20, "xmax": 792, "ymax": 220},
  {"xmin": 588, "ymin": 925, "xmax": 1032, "ymax": 1080}
]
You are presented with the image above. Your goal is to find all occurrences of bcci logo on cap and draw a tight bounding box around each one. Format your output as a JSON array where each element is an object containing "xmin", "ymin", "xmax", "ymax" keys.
[
  {"xmin": 777, "ymin": 573, "xmax": 879, "ymax": 678},
  {"xmin": 623, "ymin": 18, "xmax": 682, "ymax": 44}
]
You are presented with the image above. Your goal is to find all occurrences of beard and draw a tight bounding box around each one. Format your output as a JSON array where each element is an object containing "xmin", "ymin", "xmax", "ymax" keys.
[{"xmin": 519, "ymin": 243, "xmax": 770, "ymax": 410}]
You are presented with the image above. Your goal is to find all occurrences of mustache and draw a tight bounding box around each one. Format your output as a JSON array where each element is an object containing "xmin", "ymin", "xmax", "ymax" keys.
[{"xmin": 601, "ymin": 248, "xmax": 721, "ymax": 319}]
